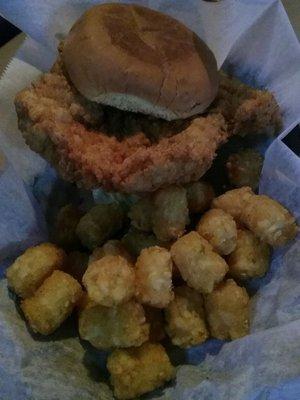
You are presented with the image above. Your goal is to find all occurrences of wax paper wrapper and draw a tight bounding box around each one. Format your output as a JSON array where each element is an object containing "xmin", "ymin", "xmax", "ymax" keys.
[{"xmin": 0, "ymin": 0, "xmax": 300, "ymax": 399}]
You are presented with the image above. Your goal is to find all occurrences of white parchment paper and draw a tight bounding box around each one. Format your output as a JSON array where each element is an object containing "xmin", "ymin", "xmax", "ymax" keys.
[{"xmin": 0, "ymin": 1, "xmax": 299, "ymax": 399}]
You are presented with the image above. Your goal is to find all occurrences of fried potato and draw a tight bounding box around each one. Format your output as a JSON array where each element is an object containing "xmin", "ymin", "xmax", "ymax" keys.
[
  {"xmin": 144, "ymin": 306, "xmax": 166, "ymax": 342},
  {"xmin": 83, "ymin": 255, "xmax": 135, "ymax": 307},
  {"xmin": 128, "ymin": 197, "xmax": 153, "ymax": 232},
  {"xmin": 152, "ymin": 186, "xmax": 189, "ymax": 241},
  {"xmin": 51, "ymin": 204, "xmax": 82, "ymax": 249},
  {"xmin": 89, "ymin": 240, "xmax": 133, "ymax": 264},
  {"xmin": 78, "ymin": 298, "xmax": 149, "ymax": 349},
  {"xmin": 228, "ymin": 229, "xmax": 271, "ymax": 279},
  {"xmin": 121, "ymin": 228, "xmax": 162, "ymax": 258},
  {"xmin": 185, "ymin": 181, "xmax": 215, "ymax": 214},
  {"xmin": 205, "ymin": 279, "xmax": 250, "ymax": 340},
  {"xmin": 213, "ymin": 187, "xmax": 297, "ymax": 246},
  {"xmin": 226, "ymin": 149, "xmax": 263, "ymax": 190},
  {"xmin": 165, "ymin": 286, "xmax": 208, "ymax": 348},
  {"xmin": 21, "ymin": 270, "xmax": 83, "ymax": 335},
  {"xmin": 170, "ymin": 231, "xmax": 228, "ymax": 294},
  {"xmin": 135, "ymin": 246, "xmax": 173, "ymax": 308},
  {"xmin": 76, "ymin": 203, "xmax": 125, "ymax": 250},
  {"xmin": 107, "ymin": 342, "xmax": 174, "ymax": 400},
  {"xmin": 6, "ymin": 243, "xmax": 66, "ymax": 298},
  {"xmin": 196, "ymin": 208, "xmax": 237, "ymax": 255}
]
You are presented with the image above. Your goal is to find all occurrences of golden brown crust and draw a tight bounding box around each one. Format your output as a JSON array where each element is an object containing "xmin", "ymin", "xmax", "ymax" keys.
[{"xmin": 62, "ymin": 3, "xmax": 219, "ymax": 119}]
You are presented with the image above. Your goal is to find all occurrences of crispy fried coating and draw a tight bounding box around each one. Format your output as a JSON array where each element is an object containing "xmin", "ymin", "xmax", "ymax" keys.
[
  {"xmin": 128, "ymin": 197, "xmax": 153, "ymax": 232},
  {"xmin": 226, "ymin": 149, "xmax": 263, "ymax": 190},
  {"xmin": 165, "ymin": 286, "xmax": 208, "ymax": 348},
  {"xmin": 170, "ymin": 231, "xmax": 228, "ymax": 294},
  {"xmin": 89, "ymin": 240, "xmax": 133, "ymax": 264},
  {"xmin": 196, "ymin": 208, "xmax": 237, "ymax": 255},
  {"xmin": 121, "ymin": 228, "xmax": 163, "ymax": 258},
  {"xmin": 78, "ymin": 297, "xmax": 149, "ymax": 349},
  {"xmin": 21, "ymin": 270, "xmax": 83, "ymax": 335},
  {"xmin": 213, "ymin": 187, "xmax": 297, "ymax": 246},
  {"xmin": 228, "ymin": 229, "xmax": 271, "ymax": 279},
  {"xmin": 152, "ymin": 186, "xmax": 189, "ymax": 241},
  {"xmin": 107, "ymin": 342, "xmax": 175, "ymax": 400},
  {"xmin": 211, "ymin": 72, "xmax": 282, "ymax": 136},
  {"xmin": 83, "ymin": 255, "xmax": 135, "ymax": 307},
  {"xmin": 6, "ymin": 243, "xmax": 66, "ymax": 298},
  {"xmin": 185, "ymin": 180, "xmax": 215, "ymax": 214},
  {"xmin": 144, "ymin": 306, "xmax": 166, "ymax": 342},
  {"xmin": 135, "ymin": 247, "xmax": 173, "ymax": 308},
  {"xmin": 76, "ymin": 203, "xmax": 125, "ymax": 250},
  {"xmin": 15, "ymin": 67, "xmax": 228, "ymax": 193},
  {"xmin": 204, "ymin": 279, "xmax": 250, "ymax": 340},
  {"xmin": 51, "ymin": 204, "xmax": 82, "ymax": 249}
]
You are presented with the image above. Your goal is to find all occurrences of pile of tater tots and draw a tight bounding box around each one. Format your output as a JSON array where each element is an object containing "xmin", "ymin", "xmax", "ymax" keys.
[{"xmin": 6, "ymin": 172, "xmax": 297, "ymax": 399}]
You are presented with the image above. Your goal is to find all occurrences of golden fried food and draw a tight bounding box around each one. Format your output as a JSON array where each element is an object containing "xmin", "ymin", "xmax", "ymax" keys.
[
  {"xmin": 89, "ymin": 240, "xmax": 133, "ymax": 264},
  {"xmin": 204, "ymin": 279, "xmax": 250, "ymax": 340},
  {"xmin": 21, "ymin": 270, "xmax": 83, "ymax": 335},
  {"xmin": 196, "ymin": 208, "xmax": 237, "ymax": 255},
  {"xmin": 78, "ymin": 297, "xmax": 149, "ymax": 349},
  {"xmin": 66, "ymin": 251, "xmax": 89, "ymax": 282},
  {"xmin": 135, "ymin": 247, "xmax": 173, "ymax": 308},
  {"xmin": 213, "ymin": 187, "xmax": 297, "ymax": 246},
  {"xmin": 6, "ymin": 243, "xmax": 66, "ymax": 299},
  {"xmin": 226, "ymin": 149, "xmax": 263, "ymax": 190},
  {"xmin": 170, "ymin": 231, "xmax": 228, "ymax": 294},
  {"xmin": 165, "ymin": 286, "xmax": 208, "ymax": 348},
  {"xmin": 185, "ymin": 180, "xmax": 215, "ymax": 214},
  {"xmin": 228, "ymin": 229, "xmax": 271, "ymax": 279},
  {"xmin": 128, "ymin": 197, "xmax": 153, "ymax": 232},
  {"xmin": 211, "ymin": 72, "xmax": 282, "ymax": 136},
  {"xmin": 51, "ymin": 204, "xmax": 82, "ymax": 249},
  {"xmin": 144, "ymin": 306, "xmax": 166, "ymax": 342},
  {"xmin": 83, "ymin": 255, "xmax": 135, "ymax": 306},
  {"xmin": 152, "ymin": 186, "xmax": 189, "ymax": 241},
  {"xmin": 121, "ymin": 228, "xmax": 162, "ymax": 258},
  {"xmin": 107, "ymin": 342, "xmax": 175, "ymax": 400},
  {"xmin": 15, "ymin": 67, "xmax": 228, "ymax": 193},
  {"xmin": 76, "ymin": 203, "xmax": 125, "ymax": 250},
  {"xmin": 212, "ymin": 186, "xmax": 253, "ymax": 220}
]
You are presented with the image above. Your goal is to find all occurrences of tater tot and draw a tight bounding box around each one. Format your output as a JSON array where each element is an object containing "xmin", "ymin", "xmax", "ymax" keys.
[
  {"xmin": 107, "ymin": 342, "xmax": 175, "ymax": 400},
  {"xmin": 165, "ymin": 286, "xmax": 208, "ymax": 348},
  {"xmin": 121, "ymin": 228, "xmax": 162, "ymax": 258},
  {"xmin": 83, "ymin": 255, "xmax": 135, "ymax": 307},
  {"xmin": 66, "ymin": 251, "xmax": 89, "ymax": 282},
  {"xmin": 79, "ymin": 298, "xmax": 149, "ymax": 349},
  {"xmin": 241, "ymin": 194, "xmax": 297, "ymax": 246},
  {"xmin": 170, "ymin": 232, "xmax": 228, "ymax": 294},
  {"xmin": 6, "ymin": 243, "xmax": 66, "ymax": 298},
  {"xmin": 152, "ymin": 186, "xmax": 189, "ymax": 241},
  {"xmin": 185, "ymin": 181, "xmax": 215, "ymax": 214},
  {"xmin": 135, "ymin": 247, "xmax": 173, "ymax": 308},
  {"xmin": 51, "ymin": 204, "xmax": 82, "ymax": 249},
  {"xmin": 21, "ymin": 270, "xmax": 83, "ymax": 335},
  {"xmin": 226, "ymin": 149, "xmax": 263, "ymax": 190},
  {"xmin": 205, "ymin": 279, "xmax": 250, "ymax": 340},
  {"xmin": 144, "ymin": 306, "xmax": 166, "ymax": 342},
  {"xmin": 128, "ymin": 197, "xmax": 153, "ymax": 232},
  {"xmin": 76, "ymin": 203, "xmax": 125, "ymax": 250},
  {"xmin": 228, "ymin": 229, "xmax": 271, "ymax": 279},
  {"xmin": 196, "ymin": 208, "xmax": 237, "ymax": 255},
  {"xmin": 212, "ymin": 186, "xmax": 253, "ymax": 220},
  {"xmin": 89, "ymin": 240, "xmax": 133, "ymax": 264}
]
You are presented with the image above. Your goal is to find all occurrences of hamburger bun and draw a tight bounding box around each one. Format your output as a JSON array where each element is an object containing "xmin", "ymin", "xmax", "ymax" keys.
[{"xmin": 62, "ymin": 3, "xmax": 219, "ymax": 120}]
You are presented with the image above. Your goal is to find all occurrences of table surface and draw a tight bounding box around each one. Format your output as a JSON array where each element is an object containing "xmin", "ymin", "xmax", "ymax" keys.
[{"xmin": 0, "ymin": 1, "xmax": 299, "ymax": 76}]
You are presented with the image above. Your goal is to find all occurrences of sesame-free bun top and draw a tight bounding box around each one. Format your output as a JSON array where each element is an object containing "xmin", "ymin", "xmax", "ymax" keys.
[{"xmin": 62, "ymin": 3, "xmax": 219, "ymax": 121}]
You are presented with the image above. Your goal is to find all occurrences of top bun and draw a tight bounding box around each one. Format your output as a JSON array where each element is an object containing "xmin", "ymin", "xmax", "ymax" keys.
[{"xmin": 62, "ymin": 3, "xmax": 219, "ymax": 121}]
